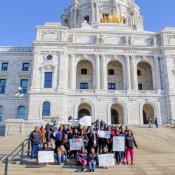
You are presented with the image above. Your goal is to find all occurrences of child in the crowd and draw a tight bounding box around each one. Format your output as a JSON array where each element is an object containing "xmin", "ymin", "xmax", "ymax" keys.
[
  {"xmin": 107, "ymin": 126, "xmax": 113, "ymax": 152},
  {"xmin": 87, "ymin": 147, "xmax": 98, "ymax": 172},
  {"xmin": 125, "ymin": 130, "xmax": 138, "ymax": 165},
  {"xmin": 98, "ymin": 126, "xmax": 108, "ymax": 154},
  {"xmin": 81, "ymin": 129, "xmax": 89, "ymax": 148},
  {"xmin": 76, "ymin": 147, "xmax": 88, "ymax": 172},
  {"xmin": 55, "ymin": 126, "xmax": 65, "ymax": 150},
  {"xmin": 72, "ymin": 129, "xmax": 80, "ymax": 159},
  {"xmin": 87, "ymin": 127, "xmax": 98, "ymax": 153},
  {"xmin": 56, "ymin": 145, "xmax": 67, "ymax": 165},
  {"xmin": 48, "ymin": 138, "xmax": 56, "ymax": 151},
  {"xmin": 119, "ymin": 127, "xmax": 126, "ymax": 165},
  {"xmin": 63, "ymin": 134, "xmax": 70, "ymax": 157},
  {"xmin": 42, "ymin": 142, "xmax": 49, "ymax": 151}
]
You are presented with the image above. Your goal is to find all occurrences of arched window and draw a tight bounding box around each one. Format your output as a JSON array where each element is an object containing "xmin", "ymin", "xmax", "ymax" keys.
[
  {"xmin": 18, "ymin": 106, "xmax": 26, "ymax": 120},
  {"xmin": 0, "ymin": 106, "xmax": 3, "ymax": 122},
  {"xmin": 42, "ymin": 102, "xmax": 51, "ymax": 117}
]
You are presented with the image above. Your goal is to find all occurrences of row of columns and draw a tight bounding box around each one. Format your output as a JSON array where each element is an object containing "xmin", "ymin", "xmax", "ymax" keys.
[{"xmin": 65, "ymin": 54, "xmax": 162, "ymax": 91}]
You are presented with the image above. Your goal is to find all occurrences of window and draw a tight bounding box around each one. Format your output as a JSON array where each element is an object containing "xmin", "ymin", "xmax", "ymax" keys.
[
  {"xmin": 42, "ymin": 102, "xmax": 51, "ymax": 116},
  {"xmin": 138, "ymin": 84, "xmax": 143, "ymax": 90},
  {"xmin": 17, "ymin": 106, "xmax": 26, "ymax": 120},
  {"xmin": 0, "ymin": 106, "xmax": 3, "ymax": 122},
  {"xmin": 1, "ymin": 63, "xmax": 8, "ymax": 71},
  {"xmin": 103, "ymin": 14, "xmax": 109, "ymax": 18},
  {"xmin": 20, "ymin": 79, "xmax": 28, "ymax": 94},
  {"xmin": 80, "ymin": 83, "xmax": 88, "ymax": 89},
  {"xmin": 137, "ymin": 70, "xmax": 141, "ymax": 76},
  {"xmin": 81, "ymin": 69, "xmax": 87, "ymax": 75},
  {"xmin": 84, "ymin": 16, "xmax": 89, "ymax": 23},
  {"xmin": 123, "ymin": 18, "xmax": 126, "ymax": 24},
  {"xmin": 108, "ymin": 83, "xmax": 116, "ymax": 90},
  {"xmin": 108, "ymin": 69, "xmax": 114, "ymax": 75},
  {"xmin": 0, "ymin": 79, "xmax": 6, "ymax": 94},
  {"xmin": 47, "ymin": 55, "xmax": 53, "ymax": 61},
  {"xmin": 44, "ymin": 72, "xmax": 52, "ymax": 88},
  {"xmin": 22, "ymin": 63, "xmax": 30, "ymax": 71}
]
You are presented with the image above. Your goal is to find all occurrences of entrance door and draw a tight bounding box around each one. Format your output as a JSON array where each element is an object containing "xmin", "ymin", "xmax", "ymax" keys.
[
  {"xmin": 78, "ymin": 109, "xmax": 90, "ymax": 119},
  {"xmin": 111, "ymin": 109, "xmax": 119, "ymax": 124},
  {"xmin": 143, "ymin": 111, "xmax": 148, "ymax": 124}
]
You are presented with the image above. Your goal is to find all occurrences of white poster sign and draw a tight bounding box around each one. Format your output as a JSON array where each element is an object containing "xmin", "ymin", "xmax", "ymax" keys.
[
  {"xmin": 70, "ymin": 138, "xmax": 84, "ymax": 150},
  {"xmin": 38, "ymin": 151, "xmax": 55, "ymax": 164},
  {"xmin": 113, "ymin": 136, "xmax": 125, "ymax": 152},
  {"xmin": 98, "ymin": 130, "xmax": 111, "ymax": 139},
  {"xmin": 79, "ymin": 116, "xmax": 92, "ymax": 126},
  {"xmin": 98, "ymin": 153, "xmax": 115, "ymax": 167},
  {"xmin": 68, "ymin": 120, "xmax": 79, "ymax": 127}
]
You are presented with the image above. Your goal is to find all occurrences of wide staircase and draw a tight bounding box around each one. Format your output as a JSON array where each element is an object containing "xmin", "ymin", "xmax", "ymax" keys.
[{"xmin": 0, "ymin": 126, "xmax": 175, "ymax": 175}]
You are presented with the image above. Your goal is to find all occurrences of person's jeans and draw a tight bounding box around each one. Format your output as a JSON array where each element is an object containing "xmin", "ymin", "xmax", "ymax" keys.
[
  {"xmin": 116, "ymin": 152, "xmax": 122, "ymax": 164},
  {"xmin": 31, "ymin": 144, "xmax": 40, "ymax": 159},
  {"xmin": 56, "ymin": 154, "xmax": 66, "ymax": 163},
  {"xmin": 126, "ymin": 148, "xmax": 134, "ymax": 163},
  {"xmin": 89, "ymin": 161, "xmax": 96, "ymax": 170}
]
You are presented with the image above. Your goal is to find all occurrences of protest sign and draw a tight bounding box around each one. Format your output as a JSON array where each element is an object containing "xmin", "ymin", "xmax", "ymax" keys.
[
  {"xmin": 98, "ymin": 153, "xmax": 115, "ymax": 167},
  {"xmin": 79, "ymin": 116, "xmax": 92, "ymax": 126},
  {"xmin": 70, "ymin": 138, "xmax": 84, "ymax": 150},
  {"xmin": 68, "ymin": 120, "xmax": 79, "ymax": 127},
  {"xmin": 113, "ymin": 136, "xmax": 125, "ymax": 152},
  {"xmin": 38, "ymin": 151, "xmax": 54, "ymax": 164},
  {"xmin": 98, "ymin": 130, "xmax": 111, "ymax": 139}
]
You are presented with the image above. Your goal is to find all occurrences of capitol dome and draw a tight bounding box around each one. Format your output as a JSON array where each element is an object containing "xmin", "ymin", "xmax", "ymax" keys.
[{"xmin": 62, "ymin": 0, "xmax": 143, "ymax": 30}]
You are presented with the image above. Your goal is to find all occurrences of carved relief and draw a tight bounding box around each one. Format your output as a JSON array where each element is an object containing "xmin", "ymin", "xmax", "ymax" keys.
[
  {"xmin": 168, "ymin": 35, "xmax": 175, "ymax": 45},
  {"xmin": 74, "ymin": 35, "xmax": 95, "ymax": 44},
  {"xmin": 41, "ymin": 31, "xmax": 61, "ymax": 41},
  {"xmin": 172, "ymin": 58, "xmax": 175, "ymax": 76},
  {"xmin": 103, "ymin": 36, "xmax": 123, "ymax": 45}
]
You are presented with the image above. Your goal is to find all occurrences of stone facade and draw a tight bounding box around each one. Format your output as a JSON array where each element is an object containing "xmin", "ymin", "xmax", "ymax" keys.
[{"xmin": 0, "ymin": 0, "xmax": 175, "ymax": 135}]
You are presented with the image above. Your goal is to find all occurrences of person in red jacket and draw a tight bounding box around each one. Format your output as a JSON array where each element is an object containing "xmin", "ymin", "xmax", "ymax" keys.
[{"xmin": 125, "ymin": 130, "xmax": 138, "ymax": 165}]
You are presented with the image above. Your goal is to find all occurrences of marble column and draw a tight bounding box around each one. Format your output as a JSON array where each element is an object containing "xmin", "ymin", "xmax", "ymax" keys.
[
  {"xmin": 73, "ymin": 8, "xmax": 76, "ymax": 28},
  {"xmin": 96, "ymin": 54, "xmax": 100, "ymax": 89},
  {"xmin": 126, "ymin": 56, "xmax": 132, "ymax": 90},
  {"xmin": 154, "ymin": 56, "xmax": 161, "ymax": 90},
  {"xmin": 70, "ymin": 54, "xmax": 76, "ymax": 90},
  {"xmin": 131, "ymin": 56, "xmax": 138, "ymax": 90},
  {"xmin": 96, "ymin": 3, "xmax": 100, "ymax": 23},
  {"xmin": 58, "ymin": 51, "xmax": 68, "ymax": 90},
  {"xmin": 101, "ymin": 55, "xmax": 107, "ymax": 90},
  {"xmin": 91, "ymin": 2, "xmax": 95, "ymax": 23}
]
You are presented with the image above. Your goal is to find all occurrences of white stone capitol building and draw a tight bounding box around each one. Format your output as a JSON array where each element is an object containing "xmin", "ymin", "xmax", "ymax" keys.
[{"xmin": 0, "ymin": 0, "xmax": 175, "ymax": 135}]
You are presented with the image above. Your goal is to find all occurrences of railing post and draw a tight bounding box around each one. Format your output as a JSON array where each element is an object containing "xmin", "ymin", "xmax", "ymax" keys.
[
  {"xmin": 20, "ymin": 143, "xmax": 24, "ymax": 164},
  {"xmin": 27, "ymin": 140, "xmax": 30, "ymax": 157},
  {"xmin": 4, "ymin": 158, "xmax": 8, "ymax": 175}
]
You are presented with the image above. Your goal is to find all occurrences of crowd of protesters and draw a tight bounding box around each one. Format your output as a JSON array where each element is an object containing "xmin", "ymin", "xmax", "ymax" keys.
[{"xmin": 29, "ymin": 119, "xmax": 138, "ymax": 172}]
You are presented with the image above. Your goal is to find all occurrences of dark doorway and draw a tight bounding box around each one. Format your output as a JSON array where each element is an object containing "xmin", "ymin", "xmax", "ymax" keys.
[
  {"xmin": 78, "ymin": 109, "xmax": 90, "ymax": 119},
  {"xmin": 111, "ymin": 109, "xmax": 119, "ymax": 124},
  {"xmin": 143, "ymin": 111, "xmax": 148, "ymax": 124}
]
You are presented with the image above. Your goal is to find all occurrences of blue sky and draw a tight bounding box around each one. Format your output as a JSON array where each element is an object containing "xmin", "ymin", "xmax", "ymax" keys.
[{"xmin": 0, "ymin": 0, "xmax": 174, "ymax": 46}]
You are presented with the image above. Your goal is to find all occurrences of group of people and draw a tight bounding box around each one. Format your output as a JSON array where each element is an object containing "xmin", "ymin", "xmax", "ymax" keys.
[{"xmin": 29, "ymin": 120, "xmax": 138, "ymax": 172}]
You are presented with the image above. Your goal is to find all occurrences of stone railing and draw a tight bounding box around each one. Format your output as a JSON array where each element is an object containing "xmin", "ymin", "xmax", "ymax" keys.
[
  {"xmin": 29, "ymin": 88, "xmax": 162, "ymax": 96},
  {"xmin": 0, "ymin": 47, "xmax": 33, "ymax": 53}
]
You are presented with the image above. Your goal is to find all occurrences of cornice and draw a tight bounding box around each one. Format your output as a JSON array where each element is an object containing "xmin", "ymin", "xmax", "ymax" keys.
[{"xmin": 0, "ymin": 47, "xmax": 33, "ymax": 54}]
